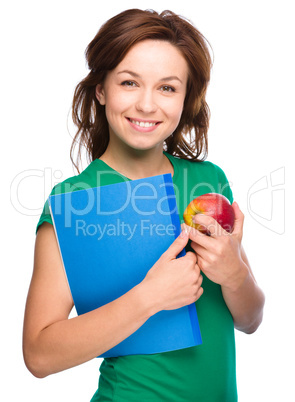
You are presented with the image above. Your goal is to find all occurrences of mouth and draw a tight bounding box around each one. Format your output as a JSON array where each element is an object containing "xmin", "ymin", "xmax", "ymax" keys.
[{"xmin": 126, "ymin": 117, "xmax": 161, "ymax": 128}]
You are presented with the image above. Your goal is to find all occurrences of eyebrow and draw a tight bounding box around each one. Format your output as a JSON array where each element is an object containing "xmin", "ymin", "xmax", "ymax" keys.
[{"xmin": 117, "ymin": 70, "xmax": 183, "ymax": 84}]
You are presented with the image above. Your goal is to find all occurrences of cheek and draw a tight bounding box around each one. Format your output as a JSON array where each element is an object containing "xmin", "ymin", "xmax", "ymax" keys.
[
  {"xmin": 164, "ymin": 98, "xmax": 185, "ymax": 125},
  {"xmin": 104, "ymin": 91, "xmax": 129, "ymax": 123},
  {"xmin": 108, "ymin": 94, "xmax": 138, "ymax": 123}
]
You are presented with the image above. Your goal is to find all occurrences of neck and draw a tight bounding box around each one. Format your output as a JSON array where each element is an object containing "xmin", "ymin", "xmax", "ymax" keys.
[{"xmin": 99, "ymin": 146, "xmax": 173, "ymax": 180}]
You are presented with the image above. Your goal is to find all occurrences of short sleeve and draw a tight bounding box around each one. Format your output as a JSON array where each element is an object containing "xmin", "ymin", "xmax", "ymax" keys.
[
  {"xmin": 36, "ymin": 180, "xmax": 83, "ymax": 234},
  {"xmin": 36, "ymin": 198, "xmax": 53, "ymax": 233},
  {"xmin": 36, "ymin": 183, "xmax": 63, "ymax": 234}
]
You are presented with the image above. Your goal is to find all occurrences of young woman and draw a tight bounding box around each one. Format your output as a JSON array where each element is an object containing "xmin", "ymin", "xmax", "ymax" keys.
[{"xmin": 23, "ymin": 9, "xmax": 265, "ymax": 401}]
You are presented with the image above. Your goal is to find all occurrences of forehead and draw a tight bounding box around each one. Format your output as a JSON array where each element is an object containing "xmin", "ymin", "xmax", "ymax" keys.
[{"xmin": 113, "ymin": 39, "xmax": 188, "ymax": 79}]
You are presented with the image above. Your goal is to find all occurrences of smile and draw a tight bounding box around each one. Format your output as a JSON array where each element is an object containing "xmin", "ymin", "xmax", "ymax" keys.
[
  {"xmin": 130, "ymin": 119, "xmax": 157, "ymax": 128},
  {"xmin": 126, "ymin": 117, "xmax": 161, "ymax": 132}
]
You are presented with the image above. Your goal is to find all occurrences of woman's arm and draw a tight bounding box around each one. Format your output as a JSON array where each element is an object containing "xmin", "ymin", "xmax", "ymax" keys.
[
  {"xmin": 23, "ymin": 223, "xmax": 202, "ymax": 378},
  {"xmin": 23, "ymin": 223, "xmax": 154, "ymax": 378},
  {"xmin": 185, "ymin": 201, "xmax": 265, "ymax": 334},
  {"xmin": 221, "ymin": 245, "xmax": 265, "ymax": 333}
]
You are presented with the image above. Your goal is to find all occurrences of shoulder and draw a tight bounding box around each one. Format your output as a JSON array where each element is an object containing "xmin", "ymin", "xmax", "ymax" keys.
[
  {"xmin": 36, "ymin": 160, "xmax": 123, "ymax": 233},
  {"xmin": 166, "ymin": 153, "xmax": 233, "ymax": 203},
  {"xmin": 50, "ymin": 160, "xmax": 100, "ymax": 196},
  {"xmin": 167, "ymin": 153, "xmax": 229, "ymax": 180}
]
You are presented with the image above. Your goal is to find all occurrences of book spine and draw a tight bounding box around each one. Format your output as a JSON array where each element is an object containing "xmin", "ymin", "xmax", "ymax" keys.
[
  {"xmin": 162, "ymin": 174, "xmax": 185, "ymax": 258},
  {"xmin": 162, "ymin": 174, "xmax": 202, "ymax": 346}
]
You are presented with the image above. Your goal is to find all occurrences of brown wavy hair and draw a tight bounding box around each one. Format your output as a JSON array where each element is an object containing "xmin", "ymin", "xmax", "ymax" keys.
[{"xmin": 71, "ymin": 9, "xmax": 212, "ymax": 173}]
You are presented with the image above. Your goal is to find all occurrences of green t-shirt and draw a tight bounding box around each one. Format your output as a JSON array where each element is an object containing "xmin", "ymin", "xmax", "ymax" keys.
[{"xmin": 37, "ymin": 151, "xmax": 237, "ymax": 402}]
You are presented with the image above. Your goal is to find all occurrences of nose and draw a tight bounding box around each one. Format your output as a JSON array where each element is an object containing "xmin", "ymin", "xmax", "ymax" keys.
[{"xmin": 136, "ymin": 89, "xmax": 157, "ymax": 114}]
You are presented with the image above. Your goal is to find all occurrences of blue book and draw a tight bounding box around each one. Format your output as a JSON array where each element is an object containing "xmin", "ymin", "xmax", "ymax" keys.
[{"xmin": 49, "ymin": 173, "xmax": 202, "ymax": 357}]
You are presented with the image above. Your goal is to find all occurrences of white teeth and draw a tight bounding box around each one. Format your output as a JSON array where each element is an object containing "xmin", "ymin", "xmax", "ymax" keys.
[{"xmin": 130, "ymin": 119, "xmax": 156, "ymax": 127}]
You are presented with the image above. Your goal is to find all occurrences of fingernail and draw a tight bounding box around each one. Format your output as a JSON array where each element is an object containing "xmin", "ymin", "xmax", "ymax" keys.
[{"xmin": 179, "ymin": 229, "xmax": 188, "ymax": 238}]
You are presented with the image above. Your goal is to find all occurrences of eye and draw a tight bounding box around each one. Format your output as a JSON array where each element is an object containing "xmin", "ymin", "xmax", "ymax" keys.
[
  {"xmin": 160, "ymin": 85, "xmax": 176, "ymax": 93},
  {"xmin": 121, "ymin": 80, "xmax": 137, "ymax": 88}
]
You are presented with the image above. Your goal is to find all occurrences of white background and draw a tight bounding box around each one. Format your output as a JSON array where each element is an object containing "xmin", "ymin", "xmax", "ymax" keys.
[{"xmin": 3, "ymin": 0, "xmax": 294, "ymax": 400}]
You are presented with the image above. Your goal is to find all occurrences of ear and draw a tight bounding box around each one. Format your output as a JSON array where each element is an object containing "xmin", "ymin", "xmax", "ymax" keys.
[{"xmin": 95, "ymin": 84, "xmax": 106, "ymax": 105}]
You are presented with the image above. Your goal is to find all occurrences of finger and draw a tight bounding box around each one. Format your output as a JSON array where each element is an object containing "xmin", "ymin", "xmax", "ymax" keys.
[
  {"xmin": 192, "ymin": 214, "xmax": 226, "ymax": 237},
  {"xmin": 183, "ymin": 223, "xmax": 215, "ymax": 250},
  {"xmin": 195, "ymin": 286, "xmax": 204, "ymax": 301},
  {"xmin": 185, "ymin": 250, "xmax": 198, "ymax": 264},
  {"xmin": 190, "ymin": 240, "xmax": 205, "ymax": 256},
  {"xmin": 163, "ymin": 229, "xmax": 189, "ymax": 260},
  {"xmin": 195, "ymin": 262, "xmax": 201, "ymax": 274},
  {"xmin": 196, "ymin": 271, "xmax": 203, "ymax": 285},
  {"xmin": 194, "ymin": 254, "xmax": 205, "ymax": 272},
  {"xmin": 231, "ymin": 202, "xmax": 244, "ymax": 238},
  {"xmin": 183, "ymin": 222, "xmax": 207, "ymax": 238}
]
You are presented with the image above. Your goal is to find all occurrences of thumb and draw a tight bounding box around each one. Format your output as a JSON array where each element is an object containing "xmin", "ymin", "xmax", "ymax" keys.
[
  {"xmin": 232, "ymin": 201, "xmax": 244, "ymax": 237},
  {"xmin": 163, "ymin": 229, "xmax": 189, "ymax": 261}
]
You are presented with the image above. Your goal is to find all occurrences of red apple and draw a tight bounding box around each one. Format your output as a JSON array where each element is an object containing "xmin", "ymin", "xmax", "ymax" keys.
[{"xmin": 183, "ymin": 193, "xmax": 235, "ymax": 234}]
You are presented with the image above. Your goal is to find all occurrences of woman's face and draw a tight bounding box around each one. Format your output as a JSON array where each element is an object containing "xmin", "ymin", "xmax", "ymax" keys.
[{"xmin": 96, "ymin": 39, "xmax": 188, "ymax": 153}]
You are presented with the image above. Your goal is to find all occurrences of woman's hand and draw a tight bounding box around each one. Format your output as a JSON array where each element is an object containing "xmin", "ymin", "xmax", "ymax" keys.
[
  {"xmin": 184, "ymin": 201, "xmax": 245, "ymax": 290},
  {"xmin": 184, "ymin": 202, "xmax": 265, "ymax": 334},
  {"xmin": 142, "ymin": 230, "xmax": 203, "ymax": 313}
]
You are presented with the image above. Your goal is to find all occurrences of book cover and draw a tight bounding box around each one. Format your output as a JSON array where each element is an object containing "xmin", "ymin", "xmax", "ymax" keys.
[{"xmin": 49, "ymin": 173, "xmax": 202, "ymax": 357}]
